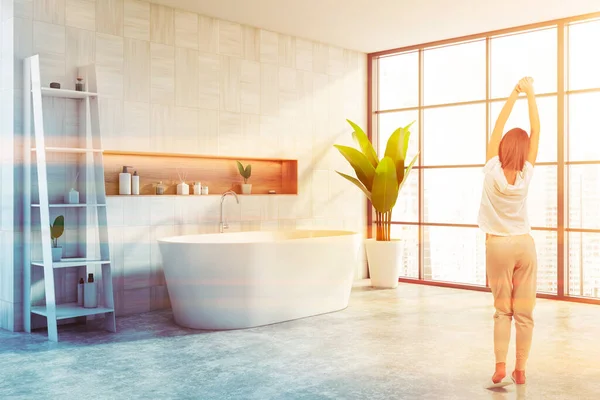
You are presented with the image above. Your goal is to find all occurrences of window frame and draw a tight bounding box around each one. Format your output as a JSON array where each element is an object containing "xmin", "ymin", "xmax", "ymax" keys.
[{"xmin": 367, "ymin": 12, "xmax": 600, "ymax": 305}]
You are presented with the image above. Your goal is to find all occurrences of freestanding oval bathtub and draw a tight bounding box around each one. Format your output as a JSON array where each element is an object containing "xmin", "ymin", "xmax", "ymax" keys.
[{"xmin": 157, "ymin": 230, "xmax": 361, "ymax": 330}]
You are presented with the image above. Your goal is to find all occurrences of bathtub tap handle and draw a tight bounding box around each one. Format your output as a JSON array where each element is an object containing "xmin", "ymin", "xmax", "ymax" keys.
[{"xmin": 219, "ymin": 190, "xmax": 240, "ymax": 233}]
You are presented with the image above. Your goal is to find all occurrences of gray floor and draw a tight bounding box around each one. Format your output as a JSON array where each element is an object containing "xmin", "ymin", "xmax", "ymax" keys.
[{"xmin": 1, "ymin": 282, "xmax": 599, "ymax": 400}]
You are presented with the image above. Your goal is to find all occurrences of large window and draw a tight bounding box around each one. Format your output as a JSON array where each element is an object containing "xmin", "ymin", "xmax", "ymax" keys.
[
  {"xmin": 372, "ymin": 15, "xmax": 600, "ymax": 301},
  {"xmin": 566, "ymin": 19, "xmax": 600, "ymax": 299},
  {"xmin": 423, "ymin": 40, "xmax": 486, "ymax": 105}
]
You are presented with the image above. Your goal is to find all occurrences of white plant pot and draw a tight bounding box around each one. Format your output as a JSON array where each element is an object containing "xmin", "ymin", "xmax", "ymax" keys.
[
  {"xmin": 364, "ymin": 239, "xmax": 402, "ymax": 289},
  {"xmin": 241, "ymin": 183, "xmax": 252, "ymax": 195},
  {"xmin": 51, "ymin": 246, "xmax": 62, "ymax": 262}
]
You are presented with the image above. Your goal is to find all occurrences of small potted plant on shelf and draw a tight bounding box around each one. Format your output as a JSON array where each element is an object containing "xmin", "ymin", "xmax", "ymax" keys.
[
  {"xmin": 50, "ymin": 215, "xmax": 64, "ymax": 262},
  {"xmin": 334, "ymin": 119, "xmax": 419, "ymax": 289},
  {"xmin": 236, "ymin": 161, "xmax": 252, "ymax": 194}
]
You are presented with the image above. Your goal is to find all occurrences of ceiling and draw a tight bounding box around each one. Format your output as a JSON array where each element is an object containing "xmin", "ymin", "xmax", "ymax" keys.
[{"xmin": 151, "ymin": 0, "xmax": 600, "ymax": 53}]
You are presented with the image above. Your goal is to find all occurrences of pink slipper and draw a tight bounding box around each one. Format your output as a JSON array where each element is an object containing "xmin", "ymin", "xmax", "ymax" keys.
[{"xmin": 484, "ymin": 379, "xmax": 513, "ymax": 389}]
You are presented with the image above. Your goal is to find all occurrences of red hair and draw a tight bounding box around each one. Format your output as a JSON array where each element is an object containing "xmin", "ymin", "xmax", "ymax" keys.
[{"xmin": 498, "ymin": 128, "xmax": 530, "ymax": 171}]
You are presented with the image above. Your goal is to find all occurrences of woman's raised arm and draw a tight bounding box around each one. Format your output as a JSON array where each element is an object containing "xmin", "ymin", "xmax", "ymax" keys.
[
  {"xmin": 520, "ymin": 78, "xmax": 540, "ymax": 166},
  {"xmin": 487, "ymin": 83, "xmax": 520, "ymax": 161}
]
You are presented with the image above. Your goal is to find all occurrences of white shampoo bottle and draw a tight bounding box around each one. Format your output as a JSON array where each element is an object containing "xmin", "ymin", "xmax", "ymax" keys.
[
  {"xmin": 83, "ymin": 273, "xmax": 98, "ymax": 308},
  {"xmin": 119, "ymin": 166, "xmax": 133, "ymax": 195},
  {"xmin": 132, "ymin": 171, "xmax": 140, "ymax": 195}
]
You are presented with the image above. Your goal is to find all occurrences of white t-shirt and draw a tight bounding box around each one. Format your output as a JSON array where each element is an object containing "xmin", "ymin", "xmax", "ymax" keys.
[{"xmin": 477, "ymin": 156, "xmax": 535, "ymax": 236}]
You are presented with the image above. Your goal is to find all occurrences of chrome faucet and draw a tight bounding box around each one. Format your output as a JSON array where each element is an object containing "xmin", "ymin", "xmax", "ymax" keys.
[{"xmin": 219, "ymin": 190, "xmax": 239, "ymax": 233}]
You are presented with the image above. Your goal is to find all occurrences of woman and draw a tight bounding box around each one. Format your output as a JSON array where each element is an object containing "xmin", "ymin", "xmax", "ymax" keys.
[{"xmin": 478, "ymin": 76, "xmax": 540, "ymax": 386}]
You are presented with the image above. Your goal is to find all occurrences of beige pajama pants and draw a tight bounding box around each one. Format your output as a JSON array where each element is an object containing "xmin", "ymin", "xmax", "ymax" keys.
[{"xmin": 486, "ymin": 233, "xmax": 538, "ymax": 371}]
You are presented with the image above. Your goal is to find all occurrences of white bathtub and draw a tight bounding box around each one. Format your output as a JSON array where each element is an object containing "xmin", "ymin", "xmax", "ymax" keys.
[{"xmin": 157, "ymin": 230, "xmax": 361, "ymax": 330}]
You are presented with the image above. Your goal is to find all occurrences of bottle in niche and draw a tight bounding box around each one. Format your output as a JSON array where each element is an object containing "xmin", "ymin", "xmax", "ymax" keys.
[
  {"xmin": 193, "ymin": 182, "xmax": 202, "ymax": 195},
  {"xmin": 75, "ymin": 77, "xmax": 84, "ymax": 92},
  {"xmin": 83, "ymin": 273, "xmax": 98, "ymax": 308},
  {"xmin": 156, "ymin": 181, "xmax": 166, "ymax": 195},
  {"xmin": 65, "ymin": 171, "xmax": 80, "ymax": 203},
  {"xmin": 77, "ymin": 278, "xmax": 84, "ymax": 306},
  {"xmin": 119, "ymin": 166, "xmax": 133, "ymax": 195},
  {"xmin": 132, "ymin": 171, "xmax": 140, "ymax": 195},
  {"xmin": 201, "ymin": 185, "xmax": 209, "ymax": 195},
  {"xmin": 177, "ymin": 181, "xmax": 190, "ymax": 195},
  {"xmin": 176, "ymin": 169, "xmax": 189, "ymax": 195},
  {"xmin": 65, "ymin": 188, "xmax": 79, "ymax": 204}
]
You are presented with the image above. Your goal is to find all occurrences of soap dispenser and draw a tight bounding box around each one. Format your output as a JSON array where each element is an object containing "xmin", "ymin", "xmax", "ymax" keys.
[{"xmin": 119, "ymin": 166, "xmax": 133, "ymax": 195}]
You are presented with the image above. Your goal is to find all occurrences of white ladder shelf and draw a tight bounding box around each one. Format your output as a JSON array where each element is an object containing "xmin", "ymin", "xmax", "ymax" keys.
[{"xmin": 23, "ymin": 55, "xmax": 116, "ymax": 342}]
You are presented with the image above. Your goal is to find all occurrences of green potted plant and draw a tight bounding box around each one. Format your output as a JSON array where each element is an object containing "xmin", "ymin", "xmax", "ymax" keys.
[
  {"xmin": 236, "ymin": 161, "xmax": 252, "ymax": 194},
  {"xmin": 334, "ymin": 119, "xmax": 418, "ymax": 288},
  {"xmin": 50, "ymin": 215, "xmax": 65, "ymax": 262}
]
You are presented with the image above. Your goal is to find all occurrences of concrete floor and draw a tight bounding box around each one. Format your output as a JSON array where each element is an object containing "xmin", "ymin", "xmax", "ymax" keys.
[{"xmin": 1, "ymin": 282, "xmax": 599, "ymax": 400}]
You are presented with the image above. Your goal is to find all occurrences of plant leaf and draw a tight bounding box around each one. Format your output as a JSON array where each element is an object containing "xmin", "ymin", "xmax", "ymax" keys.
[
  {"xmin": 400, "ymin": 121, "xmax": 415, "ymax": 161},
  {"xmin": 383, "ymin": 127, "xmax": 406, "ymax": 185},
  {"xmin": 335, "ymin": 171, "xmax": 372, "ymax": 200},
  {"xmin": 236, "ymin": 161, "xmax": 246, "ymax": 177},
  {"xmin": 346, "ymin": 119, "xmax": 378, "ymax": 168},
  {"xmin": 383, "ymin": 126, "xmax": 404, "ymax": 162},
  {"xmin": 245, "ymin": 164, "xmax": 251, "ymax": 178},
  {"xmin": 395, "ymin": 157, "xmax": 405, "ymax": 186},
  {"xmin": 399, "ymin": 153, "xmax": 419, "ymax": 192},
  {"xmin": 334, "ymin": 144, "xmax": 376, "ymax": 190},
  {"xmin": 51, "ymin": 215, "xmax": 64, "ymax": 240},
  {"xmin": 398, "ymin": 121, "xmax": 416, "ymax": 160},
  {"xmin": 402, "ymin": 120, "xmax": 416, "ymax": 132},
  {"xmin": 371, "ymin": 156, "xmax": 398, "ymax": 213},
  {"xmin": 384, "ymin": 121, "xmax": 415, "ymax": 185}
]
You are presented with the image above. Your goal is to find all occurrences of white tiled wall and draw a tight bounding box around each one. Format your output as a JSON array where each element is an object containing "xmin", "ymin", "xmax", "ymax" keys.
[
  {"xmin": 0, "ymin": 0, "xmax": 17, "ymax": 332},
  {"xmin": 6, "ymin": 0, "xmax": 367, "ymax": 323}
]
